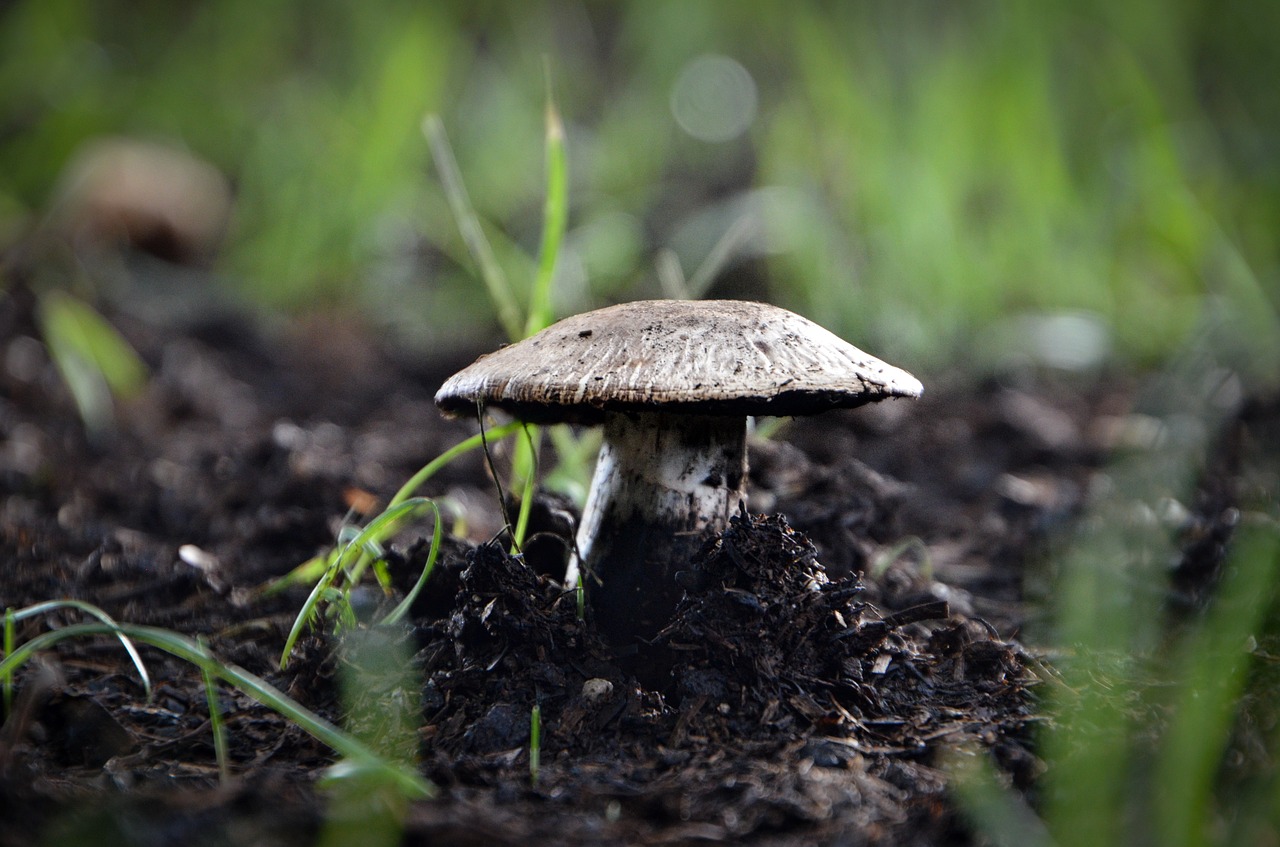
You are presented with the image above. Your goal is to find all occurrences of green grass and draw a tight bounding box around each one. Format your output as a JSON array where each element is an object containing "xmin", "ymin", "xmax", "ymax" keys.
[
  {"xmin": 0, "ymin": 610, "xmax": 432, "ymax": 799},
  {"xmin": 36, "ymin": 290, "xmax": 148, "ymax": 435},
  {"xmin": 197, "ymin": 636, "xmax": 231, "ymax": 785},
  {"xmin": 530, "ymin": 704, "xmax": 542, "ymax": 787},
  {"xmin": 270, "ymin": 420, "xmax": 525, "ymax": 667},
  {"xmin": 951, "ymin": 517, "xmax": 1280, "ymax": 847},
  {"xmin": 275, "ymin": 88, "xmax": 573, "ymax": 655},
  {"xmin": 5, "ymin": 2, "xmax": 1273, "ymax": 366},
  {"xmin": 317, "ymin": 624, "xmax": 425, "ymax": 847},
  {"xmin": 274, "ymin": 496, "xmax": 443, "ymax": 668},
  {"xmin": 946, "ymin": 334, "xmax": 1280, "ymax": 845},
  {"xmin": 3, "ymin": 599, "xmax": 151, "ymax": 710}
]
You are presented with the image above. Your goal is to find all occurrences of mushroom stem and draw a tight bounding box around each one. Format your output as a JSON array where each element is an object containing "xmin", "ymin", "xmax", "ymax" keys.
[{"xmin": 567, "ymin": 411, "xmax": 747, "ymax": 648}]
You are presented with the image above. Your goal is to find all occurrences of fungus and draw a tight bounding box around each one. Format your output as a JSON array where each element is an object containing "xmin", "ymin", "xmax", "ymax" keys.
[{"xmin": 435, "ymin": 300, "xmax": 921, "ymax": 648}]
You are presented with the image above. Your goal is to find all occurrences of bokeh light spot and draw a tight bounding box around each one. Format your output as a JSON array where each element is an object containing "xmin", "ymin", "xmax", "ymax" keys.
[{"xmin": 669, "ymin": 54, "xmax": 757, "ymax": 143}]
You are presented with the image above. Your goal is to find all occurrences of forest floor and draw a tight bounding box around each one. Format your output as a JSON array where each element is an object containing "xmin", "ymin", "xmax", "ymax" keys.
[{"xmin": 0, "ymin": 281, "xmax": 1260, "ymax": 845}]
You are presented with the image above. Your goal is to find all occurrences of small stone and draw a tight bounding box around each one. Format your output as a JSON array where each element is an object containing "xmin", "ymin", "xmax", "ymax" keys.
[
  {"xmin": 581, "ymin": 678, "xmax": 614, "ymax": 704},
  {"xmin": 178, "ymin": 544, "xmax": 218, "ymax": 572}
]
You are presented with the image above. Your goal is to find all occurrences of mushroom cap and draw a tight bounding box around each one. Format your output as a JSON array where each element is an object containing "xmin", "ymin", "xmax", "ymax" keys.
[{"xmin": 435, "ymin": 300, "xmax": 923, "ymax": 423}]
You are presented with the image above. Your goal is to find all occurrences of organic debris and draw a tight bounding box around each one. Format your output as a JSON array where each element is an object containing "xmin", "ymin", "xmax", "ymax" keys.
[{"xmin": 0, "ymin": 284, "xmax": 1258, "ymax": 845}]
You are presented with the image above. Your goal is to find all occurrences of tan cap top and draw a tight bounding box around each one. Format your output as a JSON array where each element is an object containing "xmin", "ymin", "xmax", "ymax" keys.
[{"xmin": 435, "ymin": 300, "xmax": 922, "ymax": 423}]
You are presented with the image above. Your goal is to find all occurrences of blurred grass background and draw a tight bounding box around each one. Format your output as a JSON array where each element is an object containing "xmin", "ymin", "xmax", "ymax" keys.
[{"xmin": 2, "ymin": 0, "xmax": 1277, "ymax": 377}]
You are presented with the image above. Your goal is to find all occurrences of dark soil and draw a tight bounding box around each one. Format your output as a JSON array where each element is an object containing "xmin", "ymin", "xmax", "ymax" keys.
[{"xmin": 0, "ymin": 281, "xmax": 1259, "ymax": 845}]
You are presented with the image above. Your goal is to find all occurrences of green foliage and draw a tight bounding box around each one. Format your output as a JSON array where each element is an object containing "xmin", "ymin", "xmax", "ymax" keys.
[
  {"xmin": 36, "ymin": 290, "xmax": 147, "ymax": 435},
  {"xmin": 6, "ymin": 1, "xmax": 1274, "ymax": 370},
  {"xmin": 230, "ymin": 9, "xmax": 455, "ymax": 305},
  {"xmin": 273, "ymin": 421, "xmax": 523, "ymax": 667},
  {"xmin": 1152, "ymin": 525, "xmax": 1280, "ymax": 847},
  {"xmin": 948, "ymin": 336, "xmax": 1280, "ymax": 845},
  {"xmin": 3, "ymin": 599, "xmax": 151, "ymax": 712},
  {"xmin": 318, "ymin": 625, "xmax": 423, "ymax": 847},
  {"xmin": 951, "ymin": 519, "xmax": 1280, "ymax": 847},
  {"xmin": 0, "ymin": 613, "xmax": 432, "ymax": 799},
  {"xmin": 276, "ymin": 497, "xmax": 442, "ymax": 669},
  {"xmin": 530, "ymin": 704, "xmax": 542, "ymax": 787},
  {"xmin": 760, "ymin": 2, "xmax": 1279, "ymax": 370}
]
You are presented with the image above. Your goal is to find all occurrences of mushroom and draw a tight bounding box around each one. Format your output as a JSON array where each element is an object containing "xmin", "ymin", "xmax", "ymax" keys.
[{"xmin": 435, "ymin": 300, "xmax": 922, "ymax": 648}]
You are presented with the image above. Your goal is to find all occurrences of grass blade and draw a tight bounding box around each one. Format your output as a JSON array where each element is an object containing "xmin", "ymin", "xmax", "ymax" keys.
[
  {"xmin": 0, "ymin": 622, "xmax": 433, "ymax": 799},
  {"xmin": 948, "ymin": 743, "xmax": 1051, "ymax": 847},
  {"xmin": 2, "ymin": 608, "xmax": 13, "ymax": 716},
  {"xmin": 389, "ymin": 420, "xmax": 523, "ymax": 509},
  {"xmin": 262, "ymin": 554, "xmax": 332, "ymax": 597},
  {"xmin": 530, "ymin": 703, "xmax": 542, "ymax": 786},
  {"xmin": 685, "ymin": 213, "xmax": 755, "ymax": 300},
  {"xmin": 37, "ymin": 291, "xmax": 147, "ymax": 434},
  {"xmin": 511, "ymin": 424, "xmax": 541, "ymax": 552},
  {"xmin": 10, "ymin": 599, "xmax": 152, "ymax": 697},
  {"xmin": 1154, "ymin": 522, "xmax": 1280, "ymax": 847},
  {"xmin": 280, "ymin": 554, "xmax": 342, "ymax": 669},
  {"xmin": 422, "ymin": 114, "xmax": 523, "ymax": 342},
  {"xmin": 656, "ymin": 248, "xmax": 689, "ymax": 299},
  {"xmin": 337, "ymin": 497, "xmax": 439, "ymax": 585},
  {"xmin": 380, "ymin": 500, "xmax": 443, "ymax": 626},
  {"xmin": 525, "ymin": 72, "xmax": 568, "ymax": 338},
  {"xmin": 198, "ymin": 636, "xmax": 231, "ymax": 785},
  {"xmin": 279, "ymin": 499, "xmax": 433, "ymax": 666}
]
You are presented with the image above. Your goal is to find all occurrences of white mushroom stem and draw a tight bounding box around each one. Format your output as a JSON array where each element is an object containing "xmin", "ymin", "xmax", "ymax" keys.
[{"xmin": 566, "ymin": 411, "xmax": 747, "ymax": 647}]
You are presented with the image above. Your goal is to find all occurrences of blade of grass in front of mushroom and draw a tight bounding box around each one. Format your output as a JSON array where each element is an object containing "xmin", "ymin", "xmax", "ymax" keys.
[
  {"xmin": 1039, "ymin": 441, "xmax": 1190, "ymax": 844},
  {"xmin": 953, "ymin": 530, "xmax": 1280, "ymax": 847},
  {"xmin": 1036, "ymin": 333, "xmax": 1271, "ymax": 846},
  {"xmin": 0, "ymin": 622, "xmax": 433, "ymax": 799},
  {"xmin": 317, "ymin": 622, "xmax": 425, "ymax": 843},
  {"xmin": 1152, "ymin": 521, "xmax": 1280, "ymax": 847}
]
